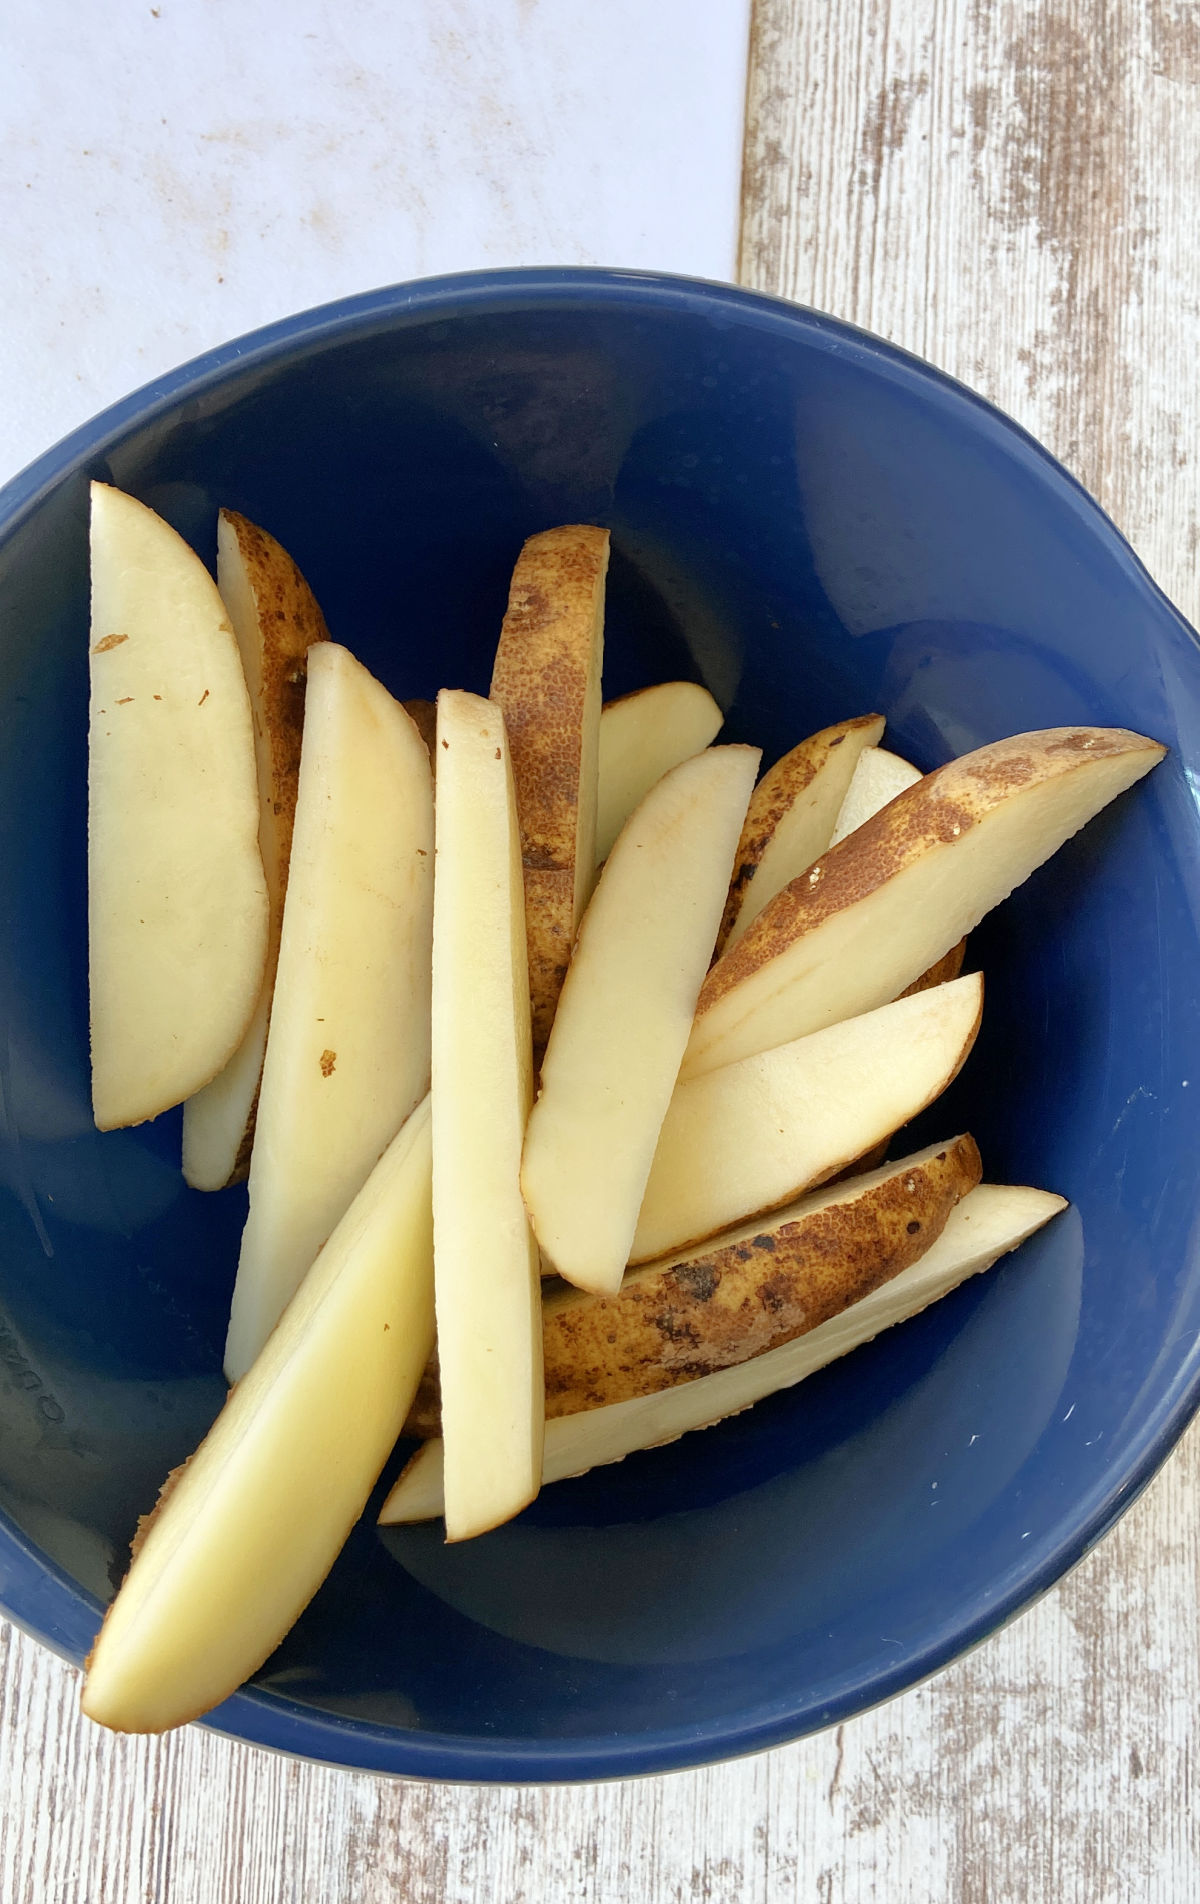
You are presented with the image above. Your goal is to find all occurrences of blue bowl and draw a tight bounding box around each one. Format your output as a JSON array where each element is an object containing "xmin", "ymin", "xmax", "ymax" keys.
[{"xmin": 1, "ymin": 269, "xmax": 1198, "ymax": 1782}]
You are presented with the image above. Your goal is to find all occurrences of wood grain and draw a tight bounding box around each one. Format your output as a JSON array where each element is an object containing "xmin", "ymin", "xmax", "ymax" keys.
[{"xmin": 4, "ymin": 1, "xmax": 1200, "ymax": 1897}]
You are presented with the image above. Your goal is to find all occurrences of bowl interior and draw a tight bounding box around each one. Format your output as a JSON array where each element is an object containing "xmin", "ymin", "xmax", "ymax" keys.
[{"xmin": 2, "ymin": 273, "xmax": 1199, "ymax": 1780}]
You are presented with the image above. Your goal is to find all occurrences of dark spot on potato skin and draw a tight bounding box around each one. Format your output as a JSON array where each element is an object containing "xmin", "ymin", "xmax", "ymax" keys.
[{"xmin": 671, "ymin": 1262, "xmax": 720, "ymax": 1302}]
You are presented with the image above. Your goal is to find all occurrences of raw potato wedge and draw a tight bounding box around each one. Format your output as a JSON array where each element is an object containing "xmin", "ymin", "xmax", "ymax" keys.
[
  {"xmin": 403, "ymin": 1135, "xmax": 981, "ymax": 1435},
  {"xmin": 88, "ymin": 484, "xmax": 268, "ymax": 1130},
  {"xmin": 381, "ymin": 1181, "xmax": 1066, "ymax": 1520},
  {"xmin": 83, "ymin": 1097, "xmax": 434, "ymax": 1735},
  {"xmin": 630, "ymin": 973, "xmax": 983, "ymax": 1264},
  {"xmin": 683, "ymin": 726, "xmax": 1165, "ymax": 1080},
  {"xmin": 596, "ymin": 681, "xmax": 724, "ymax": 863},
  {"xmin": 521, "ymin": 745, "xmax": 761, "ymax": 1296},
  {"xmin": 830, "ymin": 745, "xmax": 922, "ymax": 846},
  {"xmin": 182, "ymin": 512, "xmax": 329, "ymax": 1190},
  {"xmin": 224, "ymin": 645, "xmax": 434, "ymax": 1382},
  {"xmin": 432, "ymin": 690, "xmax": 543, "ymax": 1542},
  {"xmin": 718, "ymin": 715, "xmax": 884, "ymax": 953},
  {"xmin": 548, "ymin": 1135, "xmax": 979, "ymax": 1411},
  {"xmin": 490, "ymin": 525, "xmax": 609, "ymax": 1048},
  {"xmin": 830, "ymin": 742, "xmax": 967, "ymax": 1017}
]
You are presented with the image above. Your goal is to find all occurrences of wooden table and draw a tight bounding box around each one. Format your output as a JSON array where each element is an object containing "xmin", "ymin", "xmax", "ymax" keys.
[{"xmin": 3, "ymin": 3, "xmax": 1200, "ymax": 1896}]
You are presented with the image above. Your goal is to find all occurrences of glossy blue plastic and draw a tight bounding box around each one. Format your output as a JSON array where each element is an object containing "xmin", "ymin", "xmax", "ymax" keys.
[{"xmin": 1, "ymin": 269, "xmax": 1198, "ymax": 1783}]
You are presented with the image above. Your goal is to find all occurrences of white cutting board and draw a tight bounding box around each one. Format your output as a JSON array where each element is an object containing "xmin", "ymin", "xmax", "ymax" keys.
[{"xmin": 0, "ymin": 0, "xmax": 751, "ymax": 484}]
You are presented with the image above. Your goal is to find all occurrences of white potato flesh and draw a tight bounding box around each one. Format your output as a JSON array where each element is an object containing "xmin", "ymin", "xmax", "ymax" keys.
[
  {"xmin": 83, "ymin": 1097, "xmax": 434, "ymax": 1733},
  {"xmin": 630, "ymin": 971, "xmax": 983, "ymax": 1263},
  {"xmin": 683, "ymin": 728, "xmax": 1165, "ymax": 1080},
  {"xmin": 224, "ymin": 644, "xmax": 433, "ymax": 1382},
  {"xmin": 432, "ymin": 690, "xmax": 544, "ymax": 1542},
  {"xmin": 521, "ymin": 744, "xmax": 760, "ymax": 1296},
  {"xmin": 830, "ymin": 745, "xmax": 923, "ymax": 844},
  {"xmin": 595, "ymin": 681, "xmax": 724, "ymax": 863},
  {"xmin": 721, "ymin": 715, "xmax": 885, "ymax": 951},
  {"xmin": 380, "ymin": 1181, "xmax": 1066, "ymax": 1521},
  {"xmin": 88, "ymin": 484, "xmax": 268, "ymax": 1130},
  {"xmin": 182, "ymin": 512, "xmax": 328, "ymax": 1190}
]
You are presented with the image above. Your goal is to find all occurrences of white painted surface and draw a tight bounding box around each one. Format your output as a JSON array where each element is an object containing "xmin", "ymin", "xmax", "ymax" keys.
[{"xmin": 0, "ymin": 0, "xmax": 750, "ymax": 483}]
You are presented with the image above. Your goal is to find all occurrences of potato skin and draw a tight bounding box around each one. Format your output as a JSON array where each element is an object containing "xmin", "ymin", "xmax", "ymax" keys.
[
  {"xmin": 403, "ymin": 1136, "xmax": 981, "ymax": 1433},
  {"xmin": 698, "ymin": 727, "xmax": 1163, "ymax": 1023},
  {"xmin": 716, "ymin": 714, "xmax": 884, "ymax": 953},
  {"xmin": 490, "ymin": 526, "xmax": 609, "ymax": 1050}
]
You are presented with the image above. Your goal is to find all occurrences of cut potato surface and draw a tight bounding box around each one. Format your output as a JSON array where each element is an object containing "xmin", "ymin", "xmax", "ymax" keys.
[
  {"xmin": 631, "ymin": 973, "xmax": 983, "ymax": 1263},
  {"xmin": 84, "ymin": 1097, "xmax": 434, "ymax": 1734},
  {"xmin": 224, "ymin": 644, "xmax": 434, "ymax": 1382},
  {"xmin": 718, "ymin": 715, "xmax": 884, "ymax": 953},
  {"xmin": 182, "ymin": 512, "xmax": 329, "ymax": 1190},
  {"xmin": 596, "ymin": 681, "xmax": 724, "ymax": 863},
  {"xmin": 490, "ymin": 525, "xmax": 609, "ymax": 1048},
  {"xmin": 521, "ymin": 744, "xmax": 760, "ymax": 1296},
  {"xmin": 683, "ymin": 726, "xmax": 1165, "ymax": 1079},
  {"xmin": 88, "ymin": 484, "xmax": 268, "ymax": 1130},
  {"xmin": 380, "ymin": 1180, "xmax": 1066, "ymax": 1521},
  {"xmin": 830, "ymin": 745, "xmax": 923, "ymax": 846},
  {"xmin": 432, "ymin": 690, "xmax": 544, "ymax": 1542}
]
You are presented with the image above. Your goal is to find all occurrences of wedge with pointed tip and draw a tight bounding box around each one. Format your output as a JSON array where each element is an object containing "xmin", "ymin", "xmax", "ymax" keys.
[
  {"xmin": 88, "ymin": 484, "xmax": 268, "ymax": 1130},
  {"xmin": 432, "ymin": 689, "xmax": 543, "ymax": 1542},
  {"xmin": 521, "ymin": 744, "xmax": 760, "ymax": 1297},
  {"xmin": 630, "ymin": 972, "xmax": 983, "ymax": 1264},
  {"xmin": 83, "ymin": 1096, "xmax": 434, "ymax": 1734},
  {"xmin": 490, "ymin": 525, "xmax": 609, "ymax": 1048},
  {"xmin": 380, "ymin": 1180, "xmax": 1066, "ymax": 1520},
  {"xmin": 224, "ymin": 644, "xmax": 433, "ymax": 1382},
  {"xmin": 830, "ymin": 744, "xmax": 923, "ymax": 846},
  {"xmin": 182, "ymin": 512, "xmax": 329, "ymax": 1190},
  {"xmin": 683, "ymin": 726, "xmax": 1165, "ymax": 1080},
  {"xmin": 596, "ymin": 680, "xmax": 724, "ymax": 863},
  {"xmin": 718, "ymin": 714, "xmax": 884, "ymax": 952}
]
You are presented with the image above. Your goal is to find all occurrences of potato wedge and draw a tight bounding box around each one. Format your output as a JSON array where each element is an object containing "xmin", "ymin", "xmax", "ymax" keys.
[
  {"xmin": 630, "ymin": 973, "xmax": 983, "ymax": 1263},
  {"xmin": 88, "ymin": 484, "xmax": 268, "ymax": 1130},
  {"xmin": 182, "ymin": 512, "xmax": 329, "ymax": 1191},
  {"xmin": 404, "ymin": 1135, "xmax": 980, "ymax": 1435},
  {"xmin": 224, "ymin": 645, "xmax": 434, "ymax": 1382},
  {"xmin": 82, "ymin": 1096, "xmax": 433, "ymax": 1735},
  {"xmin": 596, "ymin": 681, "xmax": 724, "ymax": 863},
  {"xmin": 718, "ymin": 715, "xmax": 884, "ymax": 953},
  {"xmin": 380, "ymin": 1180, "xmax": 1066, "ymax": 1520},
  {"xmin": 521, "ymin": 745, "xmax": 760, "ymax": 1296},
  {"xmin": 830, "ymin": 744, "xmax": 922, "ymax": 846},
  {"xmin": 432, "ymin": 690, "xmax": 543, "ymax": 1542},
  {"xmin": 683, "ymin": 726, "xmax": 1165, "ymax": 1079},
  {"xmin": 830, "ymin": 741, "xmax": 967, "ymax": 1015},
  {"xmin": 490, "ymin": 525, "xmax": 609, "ymax": 1048}
]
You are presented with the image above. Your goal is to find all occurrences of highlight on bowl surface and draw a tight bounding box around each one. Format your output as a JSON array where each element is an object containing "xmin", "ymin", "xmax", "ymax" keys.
[{"xmin": 79, "ymin": 483, "xmax": 1162, "ymax": 1734}]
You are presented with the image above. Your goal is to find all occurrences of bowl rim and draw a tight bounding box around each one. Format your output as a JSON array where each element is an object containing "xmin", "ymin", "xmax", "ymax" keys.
[{"xmin": 2, "ymin": 263, "xmax": 1199, "ymax": 1783}]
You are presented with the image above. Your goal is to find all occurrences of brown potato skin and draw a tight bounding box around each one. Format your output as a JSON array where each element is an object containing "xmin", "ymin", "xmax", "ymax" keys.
[
  {"xmin": 716, "ymin": 714, "xmax": 884, "ymax": 954},
  {"xmin": 403, "ymin": 1136, "xmax": 981, "ymax": 1433},
  {"xmin": 697, "ymin": 727, "xmax": 1163, "ymax": 1025},
  {"xmin": 218, "ymin": 512, "xmax": 329, "ymax": 1183},
  {"xmin": 490, "ymin": 526, "xmax": 610, "ymax": 1050}
]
